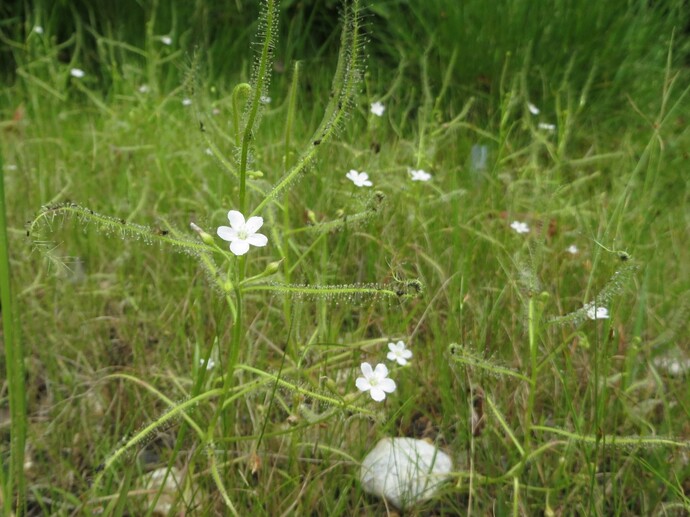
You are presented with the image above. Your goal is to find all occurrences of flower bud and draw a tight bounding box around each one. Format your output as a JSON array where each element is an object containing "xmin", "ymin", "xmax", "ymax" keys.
[
  {"xmin": 190, "ymin": 221, "xmax": 215, "ymax": 246},
  {"xmin": 263, "ymin": 260, "xmax": 283, "ymax": 276}
]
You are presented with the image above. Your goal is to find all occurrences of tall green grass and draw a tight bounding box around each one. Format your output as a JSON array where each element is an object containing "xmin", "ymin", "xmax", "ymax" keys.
[{"xmin": 1, "ymin": 0, "xmax": 690, "ymax": 515}]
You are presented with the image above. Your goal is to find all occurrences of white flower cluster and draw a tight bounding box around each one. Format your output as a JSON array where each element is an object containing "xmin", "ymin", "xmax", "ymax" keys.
[{"xmin": 356, "ymin": 341, "xmax": 413, "ymax": 402}]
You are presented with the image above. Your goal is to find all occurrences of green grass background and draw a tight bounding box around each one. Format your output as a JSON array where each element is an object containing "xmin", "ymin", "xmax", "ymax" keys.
[{"xmin": 2, "ymin": 0, "xmax": 690, "ymax": 514}]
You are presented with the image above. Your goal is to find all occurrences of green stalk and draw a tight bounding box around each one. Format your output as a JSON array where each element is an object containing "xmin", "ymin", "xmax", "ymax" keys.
[
  {"xmin": 205, "ymin": 258, "xmax": 245, "ymax": 460},
  {"xmin": 0, "ymin": 154, "xmax": 27, "ymax": 515},
  {"xmin": 525, "ymin": 295, "xmax": 538, "ymax": 451}
]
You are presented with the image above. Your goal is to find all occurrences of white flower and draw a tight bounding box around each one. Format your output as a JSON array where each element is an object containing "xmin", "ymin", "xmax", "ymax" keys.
[
  {"xmin": 200, "ymin": 358, "xmax": 216, "ymax": 370},
  {"xmin": 160, "ymin": 35, "xmax": 172, "ymax": 46},
  {"xmin": 370, "ymin": 101, "xmax": 385, "ymax": 117},
  {"xmin": 260, "ymin": 95, "xmax": 271, "ymax": 104},
  {"xmin": 204, "ymin": 147, "xmax": 213, "ymax": 156},
  {"xmin": 387, "ymin": 341, "xmax": 412, "ymax": 366},
  {"xmin": 70, "ymin": 68, "xmax": 85, "ymax": 78},
  {"xmin": 566, "ymin": 244, "xmax": 579, "ymax": 254},
  {"xmin": 356, "ymin": 362, "xmax": 396, "ymax": 402},
  {"xmin": 217, "ymin": 210, "xmax": 268, "ymax": 256},
  {"xmin": 182, "ymin": 98, "xmax": 192, "ymax": 106},
  {"xmin": 138, "ymin": 84, "xmax": 150, "ymax": 94},
  {"xmin": 584, "ymin": 302, "xmax": 609, "ymax": 320},
  {"xmin": 409, "ymin": 169, "xmax": 432, "ymax": 182},
  {"xmin": 510, "ymin": 221, "xmax": 529, "ymax": 234},
  {"xmin": 346, "ymin": 169, "xmax": 372, "ymax": 187},
  {"xmin": 33, "ymin": 26, "xmax": 44, "ymax": 34},
  {"xmin": 538, "ymin": 122, "xmax": 556, "ymax": 132},
  {"xmin": 528, "ymin": 102, "xmax": 540, "ymax": 115}
]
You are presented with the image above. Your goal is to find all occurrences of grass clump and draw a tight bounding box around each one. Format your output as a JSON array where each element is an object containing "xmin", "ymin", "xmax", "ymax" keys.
[{"xmin": 1, "ymin": 0, "xmax": 690, "ymax": 515}]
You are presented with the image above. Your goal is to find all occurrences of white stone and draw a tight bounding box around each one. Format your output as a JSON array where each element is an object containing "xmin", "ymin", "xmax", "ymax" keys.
[
  {"xmin": 142, "ymin": 466, "xmax": 196, "ymax": 515},
  {"xmin": 360, "ymin": 437, "xmax": 453, "ymax": 509}
]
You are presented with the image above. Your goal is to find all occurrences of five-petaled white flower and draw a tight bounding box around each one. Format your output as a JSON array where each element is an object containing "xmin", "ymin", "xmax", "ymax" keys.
[
  {"xmin": 387, "ymin": 341, "xmax": 413, "ymax": 366},
  {"xmin": 160, "ymin": 35, "xmax": 172, "ymax": 46},
  {"xmin": 528, "ymin": 102, "xmax": 540, "ymax": 115},
  {"xmin": 70, "ymin": 68, "xmax": 85, "ymax": 78},
  {"xmin": 409, "ymin": 169, "xmax": 432, "ymax": 182},
  {"xmin": 370, "ymin": 101, "xmax": 385, "ymax": 117},
  {"xmin": 34, "ymin": 26, "xmax": 44, "ymax": 34},
  {"xmin": 182, "ymin": 98, "xmax": 192, "ymax": 106},
  {"xmin": 260, "ymin": 95, "xmax": 271, "ymax": 104},
  {"xmin": 566, "ymin": 244, "xmax": 579, "ymax": 255},
  {"xmin": 217, "ymin": 210, "xmax": 268, "ymax": 256},
  {"xmin": 356, "ymin": 362, "xmax": 396, "ymax": 402},
  {"xmin": 510, "ymin": 221, "xmax": 529, "ymax": 234},
  {"xmin": 346, "ymin": 169, "xmax": 373, "ymax": 187},
  {"xmin": 584, "ymin": 302, "xmax": 609, "ymax": 320}
]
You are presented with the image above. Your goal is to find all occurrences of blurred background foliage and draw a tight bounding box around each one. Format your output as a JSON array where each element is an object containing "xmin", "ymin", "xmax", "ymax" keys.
[{"xmin": 3, "ymin": 0, "xmax": 689, "ymax": 124}]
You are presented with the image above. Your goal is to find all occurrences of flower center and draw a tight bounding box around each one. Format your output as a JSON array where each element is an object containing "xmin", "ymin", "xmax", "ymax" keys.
[{"xmin": 237, "ymin": 227, "xmax": 248, "ymax": 240}]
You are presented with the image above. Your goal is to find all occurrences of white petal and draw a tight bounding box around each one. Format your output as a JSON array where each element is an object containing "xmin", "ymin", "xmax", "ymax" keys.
[
  {"xmin": 227, "ymin": 210, "xmax": 245, "ymax": 229},
  {"xmin": 373, "ymin": 363, "xmax": 389, "ymax": 379},
  {"xmin": 386, "ymin": 351, "xmax": 397, "ymax": 362},
  {"xmin": 402, "ymin": 349, "xmax": 413, "ymax": 359},
  {"xmin": 379, "ymin": 378, "xmax": 397, "ymax": 393},
  {"xmin": 360, "ymin": 362, "xmax": 374, "ymax": 378},
  {"xmin": 217, "ymin": 226, "xmax": 237, "ymax": 242},
  {"xmin": 369, "ymin": 387, "xmax": 386, "ymax": 401},
  {"xmin": 244, "ymin": 216, "xmax": 264, "ymax": 234},
  {"xmin": 246, "ymin": 233, "xmax": 268, "ymax": 247},
  {"xmin": 230, "ymin": 240, "xmax": 250, "ymax": 256},
  {"xmin": 356, "ymin": 378, "xmax": 371, "ymax": 392}
]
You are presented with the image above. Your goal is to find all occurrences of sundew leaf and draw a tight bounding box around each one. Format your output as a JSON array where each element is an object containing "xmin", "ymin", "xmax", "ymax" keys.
[
  {"xmin": 533, "ymin": 425, "xmax": 690, "ymax": 450},
  {"xmin": 252, "ymin": 0, "xmax": 365, "ymax": 215},
  {"xmin": 28, "ymin": 203, "xmax": 214, "ymax": 261},
  {"xmin": 241, "ymin": 280, "xmax": 422, "ymax": 302},
  {"xmin": 549, "ymin": 258, "xmax": 639, "ymax": 326},
  {"xmin": 448, "ymin": 343, "xmax": 530, "ymax": 382}
]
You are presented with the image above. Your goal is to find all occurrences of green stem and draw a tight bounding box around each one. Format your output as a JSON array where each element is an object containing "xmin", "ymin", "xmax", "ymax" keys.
[
  {"xmin": 0, "ymin": 152, "xmax": 27, "ymax": 515},
  {"xmin": 206, "ymin": 256, "xmax": 246, "ymax": 452}
]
